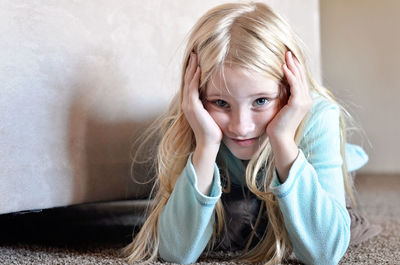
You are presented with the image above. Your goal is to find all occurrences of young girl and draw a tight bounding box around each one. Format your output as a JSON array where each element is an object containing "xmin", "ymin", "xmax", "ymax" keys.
[{"xmin": 123, "ymin": 2, "xmax": 379, "ymax": 264}]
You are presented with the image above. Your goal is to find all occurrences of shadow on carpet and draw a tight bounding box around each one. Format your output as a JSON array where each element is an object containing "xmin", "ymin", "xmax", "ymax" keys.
[{"xmin": 0, "ymin": 174, "xmax": 399, "ymax": 264}]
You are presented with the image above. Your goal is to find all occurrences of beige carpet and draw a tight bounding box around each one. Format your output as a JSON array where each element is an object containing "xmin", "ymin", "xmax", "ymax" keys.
[{"xmin": 0, "ymin": 174, "xmax": 399, "ymax": 264}]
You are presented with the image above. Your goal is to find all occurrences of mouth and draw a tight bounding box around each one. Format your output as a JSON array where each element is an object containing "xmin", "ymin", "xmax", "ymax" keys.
[{"xmin": 231, "ymin": 137, "xmax": 258, "ymax": 146}]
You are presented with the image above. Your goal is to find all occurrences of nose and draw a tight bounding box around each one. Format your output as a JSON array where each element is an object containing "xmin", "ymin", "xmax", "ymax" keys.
[{"xmin": 228, "ymin": 109, "xmax": 255, "ymax": 137}]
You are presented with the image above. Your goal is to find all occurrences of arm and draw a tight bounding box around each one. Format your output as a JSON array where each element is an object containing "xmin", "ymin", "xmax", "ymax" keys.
[
  {"xmin": 270, "ymin": 104, "xmax": 351, "ymax": 265},
  {"xmin": 159, "ymin": 51, "xmax": 224, "ymax": 263},
  {"xmin": 267, "ymin": 52, "xmax": 349, "ymax": 264},
  {"xmin": 267, "ymin": 51, "xmax": 312, "ymax": 182},
  {"xmin": 182, "ymin": 52, "xmax": 223, "ymax": 195},
  {"xmin": 158, "ymin": 51, "xmax": 224, "ymax": 263},
  {"xmin": 158, "ymin": 153, "xmax": 222, "ymax": 264}
]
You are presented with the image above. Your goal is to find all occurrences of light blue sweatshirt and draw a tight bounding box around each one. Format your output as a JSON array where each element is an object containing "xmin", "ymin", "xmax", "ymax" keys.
[{"xmin": 158, "ymin": 96, "xmax": 367, "ymax": 265}]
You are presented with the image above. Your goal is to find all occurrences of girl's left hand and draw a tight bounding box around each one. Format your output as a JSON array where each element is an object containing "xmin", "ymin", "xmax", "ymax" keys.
[{"xmin": 266, "ymin": 51, "xmax": 312, "ymax": 143}]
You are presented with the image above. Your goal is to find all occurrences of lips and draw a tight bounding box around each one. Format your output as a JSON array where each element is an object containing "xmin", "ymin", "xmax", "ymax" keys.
[{"xmin": 231, "ymin": 137, "xmax": 258, "ymax": 146}]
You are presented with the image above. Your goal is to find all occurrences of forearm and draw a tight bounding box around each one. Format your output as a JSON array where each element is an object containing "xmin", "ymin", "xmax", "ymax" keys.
[
  {"xmin": 159, "ymin": 153, "xmax": 222, "ymax": 263},
  {"xmin": 269, "ymin": 102, "xmax": 351, "ymax": 264},
  {"xmin": 192, "ymin": 144, "xmax": 220, "ymax": 195},
  {"xmin": 270, "ymin": 152, "xmax": 350, "ymax": 265},
  {"xmin": 269, "ymin": 135, "xmax": 298, "ymax": 183}
]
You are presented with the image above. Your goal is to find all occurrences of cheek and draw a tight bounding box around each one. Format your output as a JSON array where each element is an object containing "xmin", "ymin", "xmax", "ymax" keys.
[
  {"xmin": 206, "ymin": 108, "xmax": 229, "ymax": 129},
  {"xmin": 253, "ymin": 114, "xmax": 271, "ymax": 128},
  {"xmin": 254, "ymin": 105, "xmax": 280, "ymax": 128}
]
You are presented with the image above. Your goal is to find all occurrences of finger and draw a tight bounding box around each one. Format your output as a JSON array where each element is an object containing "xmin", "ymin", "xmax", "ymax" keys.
[
  {"xmin": 184, "ymin": 53, "xmax": 195, "ymax": 84},
  {"xmin": 282, "ymin": 63, "xmax": 298, "ymax": 97},
  {"xmin": 286, "ymin": 51, "xmax": 300, "ymax": 81},
  {"xmin": 191, "ymin": 53, "xmax": 199, "ymax": 74},
  {"xmin": 184, "ymin": 53, "xmax": 199, "ymax": 102},
  {"xmin": 292, "ymin": 56, "xmax": 307, "ymax": 85},
  {"xmin": 184, "ymin": 53, "xmax": 191, "ymax": 80},
  {"xmin": 292, "ymin": 58, "xmax": 310, "ymax": 97},
  {"xmin": 183, "ymin": 54, "xmax": 191, "ymax": 103},
  {"xmin": 187, "ymin": 53, "xmax": 199, "ymax": 84},
  {"xmin": 189, "ymin": 65, "xmax": 201, "ymax": 101}
]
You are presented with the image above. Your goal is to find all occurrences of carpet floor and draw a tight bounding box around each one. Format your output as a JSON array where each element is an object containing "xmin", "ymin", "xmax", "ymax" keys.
[{"xmin": 0, "ymin": 174, "xmax": 399, "ymax": 264}]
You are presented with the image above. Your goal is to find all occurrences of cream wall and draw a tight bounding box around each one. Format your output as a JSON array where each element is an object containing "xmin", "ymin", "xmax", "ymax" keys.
[
  {"xmin": 320, "ymin": 0, "xmax": 400, "ymax": 174},
  {"xmin": 0, "ymin": 0, "xmax": 320, "ymax": 214}
]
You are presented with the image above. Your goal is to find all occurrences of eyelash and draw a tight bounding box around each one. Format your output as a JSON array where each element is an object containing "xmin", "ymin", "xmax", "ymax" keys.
[
  {"xmin": 254, "ymin": 98, "xmax": 269, "ymax": 106},
  {"xmin": 210, "ymin": 98, "xmax": 270, "ymax": 108},
  {"xmin": 214, "ymin": 99, "xmax": 228, "ymax": 107}
]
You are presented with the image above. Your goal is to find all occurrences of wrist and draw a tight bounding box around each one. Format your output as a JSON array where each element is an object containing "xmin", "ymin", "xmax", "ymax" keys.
[
  {"xmin": 195, "ymin": 139, "xmax": 221, "ymax": 152},
  {"xmin": 267, "ymin": 129, "xmax": 294, "ymax": 145},
  {"xmin": 192, "ymin": 144, "xmax": 220, "ymax": 196},
  {"xmin": 268, "ymin": 137, "xmax": 298, "ymax": 183},
  {"xmin": 193, "ymin": 144, "xmax": 220, "ymax": 161}
]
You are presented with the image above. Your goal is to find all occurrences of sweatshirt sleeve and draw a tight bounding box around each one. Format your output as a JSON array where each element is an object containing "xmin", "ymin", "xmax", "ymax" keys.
[
  {"xmin": 158, "ymin": 153, "xmax": 222, "ymax": 264},
  {"xmin": 269, "ymin": 103, "xmax": 351, "ymax": 265}
]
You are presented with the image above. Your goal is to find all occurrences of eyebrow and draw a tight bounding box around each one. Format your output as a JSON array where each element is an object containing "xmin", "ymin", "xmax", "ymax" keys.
[{"xmin": 206, "ymin": 92, "xmax": 279, "ymax": 98}]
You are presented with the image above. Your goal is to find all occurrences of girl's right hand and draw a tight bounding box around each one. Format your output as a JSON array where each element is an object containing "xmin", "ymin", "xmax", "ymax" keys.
[{"xmin": 182, "ymin": 53, "xmax": 223, "ymax": 149}]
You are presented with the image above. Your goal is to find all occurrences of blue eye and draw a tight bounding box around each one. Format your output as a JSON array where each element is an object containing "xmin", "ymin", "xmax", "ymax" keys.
[
  {"xmin": 215, "ymin": 99, "xmax": 228, "ymax": 108},
  {"xmin": 254, "ymin": 98, "xmax": 269, "ymax": 106}
]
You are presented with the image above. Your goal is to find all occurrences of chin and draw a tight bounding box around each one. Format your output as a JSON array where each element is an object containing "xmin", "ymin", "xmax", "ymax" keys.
[
  {"xmin": 224, "ymin": 143, "xmax": 258, "ymax": 160},
  {"xmin": 230, "ymin": 150, "xmax": 255, "ymax": 160},
  {"xmin": 223, "ymin": 135, "xmax": 267, "ymax": 161}
]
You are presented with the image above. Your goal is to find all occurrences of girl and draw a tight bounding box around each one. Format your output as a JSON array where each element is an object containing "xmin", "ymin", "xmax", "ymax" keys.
[{"xmin": 123, "ymin": 2, "xmax": 378, "ymax": 265}]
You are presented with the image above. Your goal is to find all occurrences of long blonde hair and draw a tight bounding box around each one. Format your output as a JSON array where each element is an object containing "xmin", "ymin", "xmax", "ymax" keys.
[{"xmin": 122, "ymin": 2, "xmax": 354, "ymax": 264}]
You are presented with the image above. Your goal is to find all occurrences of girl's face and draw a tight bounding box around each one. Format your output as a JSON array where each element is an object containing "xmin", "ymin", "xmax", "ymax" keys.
[{"xmin": 205, "ymin": 66, "xmax": 282, "ymax": 160}]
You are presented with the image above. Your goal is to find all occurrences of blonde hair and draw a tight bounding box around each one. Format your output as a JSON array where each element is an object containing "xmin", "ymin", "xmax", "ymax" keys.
[{"xmin": 122, "ymin": 2, "xmax": 354, "ymax": 264}]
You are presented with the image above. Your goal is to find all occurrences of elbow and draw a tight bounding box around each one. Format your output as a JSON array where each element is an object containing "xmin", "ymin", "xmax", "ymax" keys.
[
  {"xmin": 326, "ymin": 211, "xmax": 351, "ymax": 264},
  {"xmin": 159, "ymin": 247, "xmax": 198, "ymax": 264},
  {"xmin": 328, "ymin": 227, "xmax": 351, "ymax": 265},
  {"xmin": 298, "ymin": 219, "xmax": 351, "ymax": 265},
  {"xmin": 319, "ymin": 230, "xmax": 350, "ymax": 265},
  {"xmin": 158, "ymin": 234, "xmax": 200, "ymax": 264},
  {"xmin": 312, "ymin": 239, "xmax": 349, "ymax": 265}
]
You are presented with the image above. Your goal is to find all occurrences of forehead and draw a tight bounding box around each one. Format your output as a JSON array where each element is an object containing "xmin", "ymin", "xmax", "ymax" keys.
[{"xmin": 206, "ymin": 65, "xmax": 279, "ymax": 97}]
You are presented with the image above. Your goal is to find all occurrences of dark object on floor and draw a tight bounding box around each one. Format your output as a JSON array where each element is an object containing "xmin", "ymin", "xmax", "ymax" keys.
[
  {"xmin": 346, "ymin": 172, "xmax": 382, "ymax": 246},
  {"xmin": 0, "ymin": 175, "xmax": 397, "ymax": 264}
]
